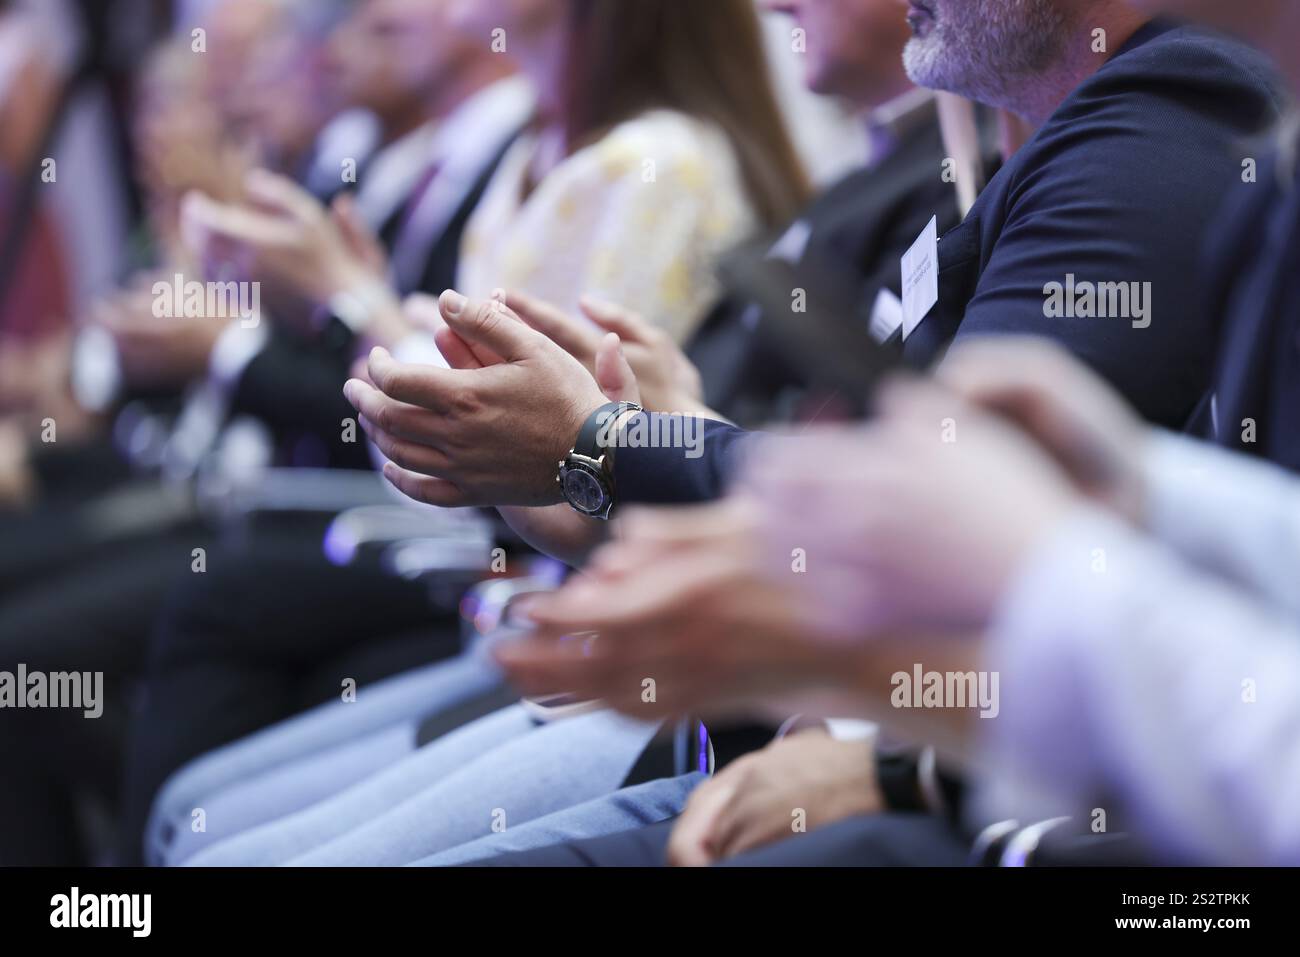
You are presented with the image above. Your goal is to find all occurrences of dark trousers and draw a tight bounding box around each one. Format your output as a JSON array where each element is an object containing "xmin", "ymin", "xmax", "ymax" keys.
[
  {"xmin": 116, "ymin": 517, "xmax": 456, "ymax": 864},
  {"xmin": 0, "ymin": 527, "xmax": 211, "ymax": 865}
]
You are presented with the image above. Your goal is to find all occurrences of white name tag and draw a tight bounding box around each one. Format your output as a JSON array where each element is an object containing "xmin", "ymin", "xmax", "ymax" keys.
[{"xmin": 900, "ymin": 215, "xmax": 939, "ymax": 341}]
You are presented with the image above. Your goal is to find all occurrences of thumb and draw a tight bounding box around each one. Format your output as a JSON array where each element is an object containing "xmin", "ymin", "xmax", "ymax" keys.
[
  {"xmin": 594, "ymin": 333, "xmax": 641, "ymax": 404},
  {"xmin": 667, "ymin": 778, "xmax": 737, "ymax": 867},
  {"xmin": 439, "ymin": 290, "xmax": 537, "ymax": 362},
  {"xmin": 245, "ymin": 168, "xmax": 320, "ymax": 222}
]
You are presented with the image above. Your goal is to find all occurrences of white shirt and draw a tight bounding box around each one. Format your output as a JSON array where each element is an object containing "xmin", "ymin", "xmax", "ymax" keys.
[
  {"xmin": 456, "ymin": 108, "xmax": 757, "ymax": 345},
  {"xmin": 976, "ymin": 432, "xmax": 1300, "ymax": 864}
]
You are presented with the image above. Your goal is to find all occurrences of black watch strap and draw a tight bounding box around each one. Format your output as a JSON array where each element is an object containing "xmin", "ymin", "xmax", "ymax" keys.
[
  {"xmin": 574, "ymin": 401, "xmax": 642, "ymax": 458},
  {"xmin": 877, "ymin": 752, "xmax": 926, "ymax": 812}
]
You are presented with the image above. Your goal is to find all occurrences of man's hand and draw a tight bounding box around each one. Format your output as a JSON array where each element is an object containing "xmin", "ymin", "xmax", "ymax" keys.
[
  {"xmin": 496, "ymin": 498, "xmax": 863, "ymax": 718},
  {"xmin": 937, "ymin": 337, "xmax": 1150, "ymax": 524},
  {"xmin": 343, "ymin": 290, "xmax": 611, "ymax": 507},
  {"xmin": 504, "ymin": 291, "xmax": 715, "ymax": 417},
  {"xmin": 91, "ymin": 276, "xmax": 229, "ymax": 390},
  {"xmin": 181, "ymin": 170, "xmax": 391, "ymax": 310},
  {"xmin": 740, "ymin": 377, "xmax": 1083, "ymax": 633},
  {"xmin": 668, "ymin": 729, "xmax": 881, "ymax": 866}
]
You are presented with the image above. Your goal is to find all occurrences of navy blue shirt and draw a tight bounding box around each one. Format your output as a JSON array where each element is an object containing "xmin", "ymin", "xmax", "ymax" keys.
[{"xmin": 616, "ymin": 19, "xmax": 1284, "ymax": 506}]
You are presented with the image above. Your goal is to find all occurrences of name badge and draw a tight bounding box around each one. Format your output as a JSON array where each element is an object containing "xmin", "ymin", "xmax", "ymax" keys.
[{"xmin": 900, "ymin": 215, "xmax": 939, "ymax": 341}]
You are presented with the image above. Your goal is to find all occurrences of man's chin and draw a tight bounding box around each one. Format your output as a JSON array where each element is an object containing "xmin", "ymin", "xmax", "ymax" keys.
[{"xmin": 901, "ymin": 37, "xmax": 948, "ymax": 91}]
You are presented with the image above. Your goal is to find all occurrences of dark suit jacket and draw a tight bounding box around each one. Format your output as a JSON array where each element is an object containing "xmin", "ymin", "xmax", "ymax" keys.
[
  {"xmin": 687, "ymin": 119, "xmax": 962, "ymax": 428},
  {"xmin": 616, "ymin": 18, "xmax": 1284, "ymax": 506}
]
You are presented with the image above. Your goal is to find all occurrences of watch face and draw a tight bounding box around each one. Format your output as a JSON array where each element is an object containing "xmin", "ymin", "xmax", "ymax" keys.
[{"xmin": 562, "ymin": 467, "xmax": 607, "ymax": 514}]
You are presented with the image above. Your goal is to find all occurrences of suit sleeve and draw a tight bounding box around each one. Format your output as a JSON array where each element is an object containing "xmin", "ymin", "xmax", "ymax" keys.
[{"xmin": 613, "ymin": 415, "xmax": 752, "ymax": 505}]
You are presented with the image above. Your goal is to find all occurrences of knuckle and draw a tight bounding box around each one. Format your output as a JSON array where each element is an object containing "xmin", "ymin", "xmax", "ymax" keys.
[
  {"xmin": 373, "ymin": 402, "xmax": 399, "ymax": 435},
  {"xmin": 448, "ymin": 385, "xmax": 479, "ymax": 417}
]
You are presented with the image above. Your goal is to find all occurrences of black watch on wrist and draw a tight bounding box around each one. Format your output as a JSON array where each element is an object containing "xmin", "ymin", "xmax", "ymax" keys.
[{"xmin": 558, "ymin": 401, "xmax": 642, "ymax": 520}]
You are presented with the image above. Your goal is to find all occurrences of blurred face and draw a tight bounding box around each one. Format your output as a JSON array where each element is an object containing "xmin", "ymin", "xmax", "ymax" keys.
[
  {"xmin": 764, "ymin": 0, "xmax": 914, "ymax": 107},
  {"xmin": 204, "ymin": 0, "xmax": 285, "ymax": 131},
  {"xmin": 327, "ymin": 0, "xmax": 473, "ymax": 113},
  {"xmin": 447, "ymin": 0, "xmax": 567, "ymax": 50},
  {"xmin": 901, "ymin": 0, "xmax": 1074, "ymax": 108}
]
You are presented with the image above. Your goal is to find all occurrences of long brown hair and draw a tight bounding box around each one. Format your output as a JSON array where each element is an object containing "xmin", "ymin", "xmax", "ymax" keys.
[{"xmin": 562, "ymin": 0, "xmax": 811, "ymax": 228}]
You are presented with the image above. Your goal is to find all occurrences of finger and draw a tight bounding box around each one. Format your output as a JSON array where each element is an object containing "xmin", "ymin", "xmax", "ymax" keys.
[
  {"xmin": 439, "ymin": 290, "xmax": 539, "ymax": 363},
  {"xmin": 434, "ymin": 327, "xmax": 485, "ymax": 371},
  {"xmin": 493, "ymin": 635, "xmax": 613, "ymax": 699},
  {"xmin": 936, "ymin": 336, "xmax": 1069, "ymax": 404},
  {"xmin": 709, "ymin": 791, "xmax": 772, "ymax": 861},
  {"xmin": 245, "ymin": 168, "xmax": 323, "ymax": 222},
  {"xmin": 380, "ymin": 462, "xmax": 468, "ymax": 508},
  {"xmin": 408, "ymin": 294, "xmax": 504, "ymax": 368},
  {"xmin": 937, "ymin": 339, "xmax": 1107, "ymax": 458},
  {"xmin": 594, "ymin": 334, "xmax": 641, "ymax": 404},
  {"xmin": 668, "ymin": 778, "xmax": 740, "ymax": 867},
  {"xmin": 330, "ymin": 193, "xmax": 383, "ymax": 262},
  {"xmin": 874, "ymin": 375, "xmax": 969, "ymax": 428},
  {"xmin": 365, "ymin": 347, "xmax": 464, "ymax": 412},
  {"xmin": 181, "ymin": 191, "xmax": 298, "ymax": 247},
  {"xmin": 332, "ymin": 203, "xmax": 387, "ymax": 272},
  {"xmin": 359, "ymin": 416, "xmax": 454, "ymax": 477},
  {"xmin": 506, "ymin": 290, "xmax": 602, "ymax": 364},
  {"xmin": 579, "ymin": 296, "xmax": 652, "ymax": 344},
  {"xmin": 343, "ymin": 378, "xmax": 449, "ymax": 445},
  {"xmin": 527, "ymin": 547, "xmax": 710, "ymax": 634},
  {"xmin": 615, "ymin": 500, "xmax": 751, "ymax": 548}
]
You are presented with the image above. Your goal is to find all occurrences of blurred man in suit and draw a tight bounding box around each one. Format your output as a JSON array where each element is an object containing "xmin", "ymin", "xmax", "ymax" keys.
[
  {"xmin": 112, "ymin": 0, "xmax": 531, "ymax": 865},
  {"xmin": 0, "ymin": 0, "xmax": 527, "ymax": 866}
]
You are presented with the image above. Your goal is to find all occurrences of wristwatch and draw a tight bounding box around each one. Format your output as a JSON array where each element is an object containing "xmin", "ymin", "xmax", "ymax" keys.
[{"xmin": 557, "ymin": 401, "xmax": 643, "ymax": 520}]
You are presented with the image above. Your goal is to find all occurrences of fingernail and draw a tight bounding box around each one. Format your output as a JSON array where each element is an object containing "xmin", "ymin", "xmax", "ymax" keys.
[{"xmin": 441, "ymin": 290, "xmax": 467, "ymax": 318}]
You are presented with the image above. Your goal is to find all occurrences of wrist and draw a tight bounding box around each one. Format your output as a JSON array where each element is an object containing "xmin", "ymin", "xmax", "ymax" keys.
[
  {"xmin": 327, "ymin": 275, "xmax": 399, "ymax": 336},
  {"xmin": 556, "ymin": 400, "xmax": 643, "ymax": 519},
  {"xmin": 833, "ymin": 737, "xmax": 884, "ymax": 817}
]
